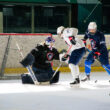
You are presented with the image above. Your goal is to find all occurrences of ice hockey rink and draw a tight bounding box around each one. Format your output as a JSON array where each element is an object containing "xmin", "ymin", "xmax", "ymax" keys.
[{"xmin": 0, "ymin": 72, "xmax": 110, "ymax": 110}]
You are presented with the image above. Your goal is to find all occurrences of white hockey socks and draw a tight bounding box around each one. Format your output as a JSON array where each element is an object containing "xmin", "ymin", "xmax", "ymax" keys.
[{"xmin": 69, "ymin": 64, "xmax": 80, "ymax": 81}]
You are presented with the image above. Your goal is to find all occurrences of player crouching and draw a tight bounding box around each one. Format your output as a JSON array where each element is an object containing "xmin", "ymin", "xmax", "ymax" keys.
[{"xmin": 20, "ymin": 36, "xmax": 60, "ymax": 85}]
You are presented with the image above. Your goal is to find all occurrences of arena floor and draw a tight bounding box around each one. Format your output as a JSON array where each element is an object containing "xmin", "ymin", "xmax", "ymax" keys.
[{"xmin": 0, "ymin": 72, "xmax": 110, "ymax": 110}]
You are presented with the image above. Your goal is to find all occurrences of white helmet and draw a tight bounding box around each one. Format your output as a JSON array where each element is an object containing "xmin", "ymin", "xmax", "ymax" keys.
[
  {"xmin": 88, "ymin": 22, "xmax": 97, "ymax": 30},
  {"xmin": 63, "ymin": 28, "xmax": 78, "ymax": 37},
  {"xmin": 70, "ymin": 28, "xmax": 78, "ymax": 37},
  {"xmin": 57, "ymin": 26, "xmax": 65, "ymax": 34}
]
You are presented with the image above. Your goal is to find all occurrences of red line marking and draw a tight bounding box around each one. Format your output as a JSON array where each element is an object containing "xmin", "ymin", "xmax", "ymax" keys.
[{"xmin": 0, "ymin": 33, "xmax": 52, "ymax": 36}]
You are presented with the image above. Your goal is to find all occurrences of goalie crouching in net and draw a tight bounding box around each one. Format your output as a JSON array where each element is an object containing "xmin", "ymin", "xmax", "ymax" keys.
[{"xmin": 20, "ymin": 36, "xmax": 60, "ymax": 84}]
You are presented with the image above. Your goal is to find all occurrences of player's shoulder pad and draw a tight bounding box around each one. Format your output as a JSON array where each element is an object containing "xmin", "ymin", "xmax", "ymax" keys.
[
  {"xmin": 96, "ymin": 31, "xmax": 105, "ymax": 39},
  {"xmin": 36, "ymin": 43, "xmax": 44, "ymax": 49},
  {"xmin": 31, "ymin": 44, "xmax": 44, "ymax": 53},
  {"xmin": 36, "ymin": 43, "xmax": 43, "ymax": 47},
  {"xmin": 97, "ymin": 30, "xmax": 104, "ymax": 35},
  {"xmin": 31, "ymin": 44, "xmax": 44, "ymax": 55}
]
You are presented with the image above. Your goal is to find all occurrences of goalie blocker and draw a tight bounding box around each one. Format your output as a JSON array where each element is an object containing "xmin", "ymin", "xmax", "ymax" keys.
[{"xmin": 20, "ymin": 37, "xmax": 60, "ymax": 84}]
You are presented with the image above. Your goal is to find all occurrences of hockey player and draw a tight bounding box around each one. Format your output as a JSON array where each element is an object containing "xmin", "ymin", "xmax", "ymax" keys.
[
  {"xmin": 81, "ymin": 22, "xmax": 110, "ymax": 81},
  {"xmin": 57, "ymin": 26, "xmax": 86, "ymax": 85},
  {"xmin": 20, "ymin": 36, "xmax": 60, "ymax": 84}
]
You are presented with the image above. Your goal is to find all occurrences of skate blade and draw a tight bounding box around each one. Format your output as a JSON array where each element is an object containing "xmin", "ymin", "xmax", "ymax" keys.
[
  {"xmin": 70, "ymin": 83, "xmax": 80, "ymax": 88},
  {"xmin": 39, "ymin": 81, "xmax": 50, "ymax": 85}
]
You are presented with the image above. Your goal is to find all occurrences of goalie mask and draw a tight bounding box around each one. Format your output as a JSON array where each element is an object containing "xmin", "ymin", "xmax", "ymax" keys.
[{"xmin": 45, "ymin": 36, "xmax": 55, "ymax": 49}]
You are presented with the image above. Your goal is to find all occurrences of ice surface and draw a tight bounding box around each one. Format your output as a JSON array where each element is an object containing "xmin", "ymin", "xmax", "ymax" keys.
[{"xmin": 0, "ymin": 72, "xmax": 110, "ymax": 110}]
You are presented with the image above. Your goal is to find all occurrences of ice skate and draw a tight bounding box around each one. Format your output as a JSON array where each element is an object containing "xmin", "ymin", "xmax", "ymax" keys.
[
  {"xmin": 81, "ymin": 75, "xmax": 90, "ymax": 82},
  {"xmin": 70, "ymin": 78, "xmax": 80, "ymax": 85}
]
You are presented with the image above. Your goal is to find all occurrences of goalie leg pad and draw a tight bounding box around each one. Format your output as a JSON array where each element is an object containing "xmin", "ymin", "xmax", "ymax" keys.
[
  {"xmin": 50, "ymin": 71, "xmax": 60, "ymax": 84},
  {"xmin": 35, "ymin": 73, "xmax": 51, "ymax": 82},
  {"xmin": 33, "ymin": 67, "xmax": 52, "ymax": 82},
  {"xmin": 21, "ymin": 74, "xmax": 34, "ymax": 84},
  {"xmin": 21, "ymin": 67, "xmax": 60, "ymax": 84},
  {"xmin": 33, "ymin": 67, "xmax": 60, "ymax": 83}
]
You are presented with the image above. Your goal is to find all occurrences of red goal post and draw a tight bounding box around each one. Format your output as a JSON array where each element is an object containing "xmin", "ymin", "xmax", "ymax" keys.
[{"xmin": 0, "ymin": 33, "xmax": 52, "ymax": 36}]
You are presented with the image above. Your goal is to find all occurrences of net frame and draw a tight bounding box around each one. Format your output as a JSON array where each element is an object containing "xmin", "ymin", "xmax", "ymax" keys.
[{"xmin": 0, "ymin": 33, "xmax": 52, "ymax": 76}]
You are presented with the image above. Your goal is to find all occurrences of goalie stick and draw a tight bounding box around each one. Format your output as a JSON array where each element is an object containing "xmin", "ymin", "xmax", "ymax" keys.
[{"xmin": 15, "ymin": 39, "xmax": 39, "ymax": 85}]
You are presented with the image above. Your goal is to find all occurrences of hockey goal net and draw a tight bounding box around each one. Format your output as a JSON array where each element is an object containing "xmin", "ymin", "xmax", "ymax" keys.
[{"xmin": 0, "ymin": 33, "xmax": 64, "ymax": 76}]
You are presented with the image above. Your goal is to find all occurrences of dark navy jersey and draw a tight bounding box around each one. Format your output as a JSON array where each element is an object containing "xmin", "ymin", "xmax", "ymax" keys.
[
  {"xmin": 84, "ymin": 30, "xmax": 107, "ymax": 52},
  {"xmin": 31, "ymin": 43, "xmax": 59, "ymax": 69}
]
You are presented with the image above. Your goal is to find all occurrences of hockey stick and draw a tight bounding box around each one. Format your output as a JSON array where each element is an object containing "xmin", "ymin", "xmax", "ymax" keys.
[
  {"xmin": 50, "ymin": 63, "xmax": 62, "ymax": 83},
  {"xmin": 14, "ymin": 38, "xmax": 39, "ymax": 85},
  {"xmin": 86, "ymin": 48, "xmax": 110, "ymax": 83},
  {"xmin": 87, "ymin": 48, "xmax": 110, "ymax": 72},
  {"xmin": 50, "ymin": 45, "xmax": 72, "ymax": 82}
]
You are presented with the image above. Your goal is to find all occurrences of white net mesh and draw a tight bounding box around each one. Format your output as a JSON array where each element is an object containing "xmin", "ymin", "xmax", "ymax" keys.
[{"xmin": 0, "ymin": 33, "xmax": 55, "ymax": 74}]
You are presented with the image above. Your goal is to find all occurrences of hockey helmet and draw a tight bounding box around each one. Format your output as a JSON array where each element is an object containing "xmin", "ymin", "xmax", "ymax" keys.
[
  {"xmin": 45, "ymin": 36, "xmax": 55, "ymax": 45},
  {"xmin": 63, "ymin": 28, "xmax": 78, "ymax": 37},
  {"xmin": 57, "ymin": 26, "xmax": 65, "ymax": 35},
  {"xmin": 88, "ymin": 22, "xmax": 97, "ymax": 30}
]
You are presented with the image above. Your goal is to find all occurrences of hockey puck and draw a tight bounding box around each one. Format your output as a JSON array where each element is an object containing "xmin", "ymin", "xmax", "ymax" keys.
[{"xmin": 95, "ymin": 80, "xmax": 97, "ymax": 83}]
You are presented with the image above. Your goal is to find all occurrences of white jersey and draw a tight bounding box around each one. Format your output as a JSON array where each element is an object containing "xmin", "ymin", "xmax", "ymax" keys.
[{"xmin": 62, "ymin": 28, "xmax": 85, "ymax": 54}]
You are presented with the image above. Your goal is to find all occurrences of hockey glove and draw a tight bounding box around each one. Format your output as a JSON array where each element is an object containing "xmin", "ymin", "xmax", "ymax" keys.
[
  {"xmin": 61, "ymin": 55, "xmax": 70, "ymax": 61},
  {"xmin": 94, "ymin": 52, "xmax": 101, "ymax": 59},
  {"xmin": 69, "ymin": 36, "xmax": 76, "ymax": 45},
  {"xmin": 59, "ymin": 53, "xmax": 69, "ymax": 62}
]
